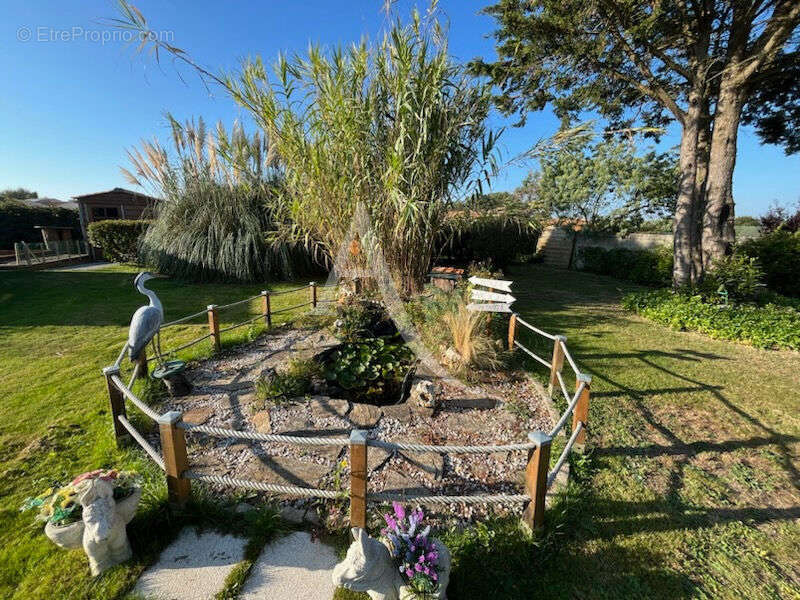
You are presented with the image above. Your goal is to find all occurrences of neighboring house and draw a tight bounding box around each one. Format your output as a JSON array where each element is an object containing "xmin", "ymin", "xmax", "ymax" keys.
[{"xmin": 73, "ymin": 188, "xmax": 160, "ymax": 258}]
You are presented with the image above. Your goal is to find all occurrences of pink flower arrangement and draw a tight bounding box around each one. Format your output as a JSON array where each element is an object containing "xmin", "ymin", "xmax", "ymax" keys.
[{"xmin": 381, "ymin": 502, "xmax": 440, "ymax": 595}]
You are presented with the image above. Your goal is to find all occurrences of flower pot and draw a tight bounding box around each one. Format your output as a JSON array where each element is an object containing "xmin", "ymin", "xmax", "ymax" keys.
[{"xmin": 43, "ymin": 486, "xmax": 142, "ymax": 550}]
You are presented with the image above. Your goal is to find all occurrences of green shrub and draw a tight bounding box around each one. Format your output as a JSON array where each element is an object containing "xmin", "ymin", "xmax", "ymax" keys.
[
  {"xmin": 437, "ymin": 218, "xmax": 539, "ymax": 268},
  {"xmin": 579, "ymin": 245, "xmax": 673, "ymax": 286},
  {"xmin": 622, "ymin": 289, "xmax": 800, "ymax": 350},
  {"xmin": 0, "ymin": 199, "xmax": 80, "ymax": 249},
  {"xmin": 700, "ymin": 255, "xmax": 765, "ymax": 302},
  {"xmin": 87, "ymin": 219, "xmax": 151, "ymax": 263},
  {"xmin": 738, "ymin": 231, "xmax": 800, "ymax": 297}
]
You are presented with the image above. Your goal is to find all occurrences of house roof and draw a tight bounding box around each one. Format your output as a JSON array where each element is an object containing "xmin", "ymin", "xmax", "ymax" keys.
[{"xmin": 72, "ymin": 187, "xmax": 160, "ymax": 203}]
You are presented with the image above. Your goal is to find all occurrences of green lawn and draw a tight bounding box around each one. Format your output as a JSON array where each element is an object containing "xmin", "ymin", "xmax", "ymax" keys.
[
  {"xmin": 0, "ymin": 265, "xmax": 327, "ymax": 600},
  {"xmin": 1, "ymin": 264, "xmax": 798, "ymax": 599}
]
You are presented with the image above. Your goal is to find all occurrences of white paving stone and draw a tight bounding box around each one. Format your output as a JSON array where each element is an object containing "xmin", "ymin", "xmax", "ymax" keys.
[
  {"xmin": 239, "ymin": 531, "xmax": 338, "ymax": 600},
  {"xmin": 134, "ymin": 528, "xmax": 246, "ymax": 600}
]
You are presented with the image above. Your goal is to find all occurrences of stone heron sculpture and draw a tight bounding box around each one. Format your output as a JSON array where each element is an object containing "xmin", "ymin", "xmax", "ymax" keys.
[
  {"xmin": 332, "ymin": 527, "xmax": 451, "ymax": 600},
  {"xmin": 127, "ymin": 272, "xmax": 164, "ymax": 367}
]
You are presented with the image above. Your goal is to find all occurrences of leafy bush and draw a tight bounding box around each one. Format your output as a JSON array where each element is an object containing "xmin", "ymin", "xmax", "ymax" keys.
[
  {"xmin": 758, "ymin": 204, "xmax": 800, "ymax": 234},
  {"xmin": 87, "ymin": 219, "xmax": 151, "ymax": 263},
  {"xmin": 0, "ymin": 198, "xmax": 80, "ymax": 249},
  {"xmin": 334, "ymin": 299, "xmax": 397, "ymax": 341},
  {"xmin": 579, "ymin": 245, "xmax": 673, "ymax": 286},
  {"xmin": 323, "ymin": 338, "xmax": 414, "ymax": 404},
  {"xmin": 437, "ymin": 218, "xmax": 539, "ymax": 268},
  {"xmin": 623, "ymin": 289, "xmax": 800, "ymax": 350},
  {"xmin": 700, "ymin": 255, "xmax": 765, "ymax": 302},
  {"xmin": 255, "ymin": 358, "xmax": 321, "ymax": 401},
  {"xmin": 738, "ymin": 231, "xmax": 800, "ymax": 297}
]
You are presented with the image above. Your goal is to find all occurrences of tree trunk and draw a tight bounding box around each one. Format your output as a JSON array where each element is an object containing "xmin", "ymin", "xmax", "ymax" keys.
[
  {"xmin": 702, "ymin": 82, "xmax": 744, "ymax": 270},
  {"xmin": 672, "ymin": 92, "xmax": 703, "ymax": 288},
  {"xmin": 691, "ymin": 104, "xmax": 711, "ymax": 282}
]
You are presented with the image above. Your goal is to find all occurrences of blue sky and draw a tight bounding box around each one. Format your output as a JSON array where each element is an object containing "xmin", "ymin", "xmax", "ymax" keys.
[{"xmin": 1, "ymin": 0, "xmax": 797, "ymax": 216}]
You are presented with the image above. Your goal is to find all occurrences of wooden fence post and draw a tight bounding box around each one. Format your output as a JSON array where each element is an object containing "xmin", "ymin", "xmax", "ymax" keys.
[
  {"xmin": 158, "ymin": 411, "xmax": 191, "ymax": 507},
  {"xmin": 102, "ymin": 366, "xmax": 129, "ymax": 448},
  {"xmin": 507, "ymin": 313, "xmax": 517, "ymax": 351},
  {"xmin": 522, "ymin": 431, "xmax": 551, "ymax": 531},
  {"xmin": 310, "ymin": 282, "xmax": 317, "ymax": 308},
  {"xmin": 548, "ymin": 335, "xmax": 567, "ymax": 397},
  {"xmin": 261, "ymin": 290, "xmax": 272, "ymax": 327},
  {"xmin": 207, "ymin": 304, "xmax": 220, "ymax": 352},
  {"xmin": 572, "ymin": 374, "xmax": 591, "ymax": 450},
  {"xmin": 349, "ymin": 429, "xmax": 368, "ymax": 529}
]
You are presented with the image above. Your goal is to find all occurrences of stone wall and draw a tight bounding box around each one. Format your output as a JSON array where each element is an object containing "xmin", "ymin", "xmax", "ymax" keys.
[{"xmin": 536, "ymin": 226, "xmax": 672, "ymax": 269}]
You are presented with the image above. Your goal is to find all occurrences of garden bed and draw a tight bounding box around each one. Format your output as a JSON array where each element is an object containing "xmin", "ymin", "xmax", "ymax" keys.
[{"xmin": 153, "ymin": 325, "xmax": 552, "ymax": 522}]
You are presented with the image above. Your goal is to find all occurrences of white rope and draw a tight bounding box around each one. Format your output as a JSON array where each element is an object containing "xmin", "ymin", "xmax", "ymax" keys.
[
  {"xmin": 367, "ymin": 438, "xmax": 537, "ymax": 454},
  {"xmin": 184, "ymin": 471, "xmax": 342, "ymax": 498},
  {"xmin": 217, "ymin": 313, "xmax": 265, "ymax": 334},
  {"xmin": 161, "ymin": 308, "xmax": 209, "ymax": 329},
  {"xmin": 110, "ymin": 375, "xmax": 160, "ymax": 421},
  {"xmin": 547, "ymin": 422, "xmax": 583, "ymax": 488},
  {"xmin": 216, "ymin": 295, "xmax": 262, "ymax": 310},
  {"xmin": 368, "ymin": 491, "xmax": 529, "ymax": 504},
  {"xmin": 513, "ymin": 340, "xmax": 552, "ymax": 369},
  {"xmin": 270, "ymin": 285, "xmax": 310, "ymax": 296},
  {"xmin": 561, "ymin": 339, "xmax": 580, "ymax": 377},
  {"xmin": 515, "ymin": 316, "xmax": 556, "ymax": 340},
  {"xmin": 114, "ymin": 343, "xmax": 129, "ymax": 368},
  {"xmin": 147, "ymin": 333, "xmax": 213, "ymax": 363},
  {"xmin": 556, "ymin": 370, "xmax": 571, "ymax": 402},
  {"xmin": 178, "ymin": 422, "xmax": 348, "ymax": 446},
  {"xmin": 548, "ymin": 381, "xmax": 586, "ymax": 437},
  {"xmin": 117, "ymin": 415, "xmax": 166, "ymax": 471}
]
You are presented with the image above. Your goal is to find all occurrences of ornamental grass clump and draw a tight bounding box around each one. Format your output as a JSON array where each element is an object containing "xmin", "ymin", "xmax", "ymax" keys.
[{"xmin": 381, "ymin": 503, "xmax": 441, "ymax": 597}]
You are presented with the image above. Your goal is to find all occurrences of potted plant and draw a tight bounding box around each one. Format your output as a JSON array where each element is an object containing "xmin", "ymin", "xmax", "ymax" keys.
[{"xmin": 21, "ymin": 469, "xmax": 142, "ymax": 575}]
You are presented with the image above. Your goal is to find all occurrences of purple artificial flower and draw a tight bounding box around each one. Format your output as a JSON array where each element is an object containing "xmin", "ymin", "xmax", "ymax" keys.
[
  {"xmin": 406, "ymin": 568, "xmax": 414, "ymax": 578},
  {"xmin": 415, "ymin": 563, "xmax": 423, "ymax": 572},
  {"xmin": 393, "ymin": 502, "xmax": 406, "ymax": 521}
]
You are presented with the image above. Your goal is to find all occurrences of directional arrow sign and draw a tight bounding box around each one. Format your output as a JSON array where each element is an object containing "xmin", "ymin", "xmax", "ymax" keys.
[
  {"xmin": 467, "ymin": 302, "xmax": 512, "ymax": 313},
  {"xmin": 468, "ymin": 276, "xmax": 513, "ymax": 292},
  {"xmin": 471, "ymin": 289, "xmax": 516, "ymax": 303}
]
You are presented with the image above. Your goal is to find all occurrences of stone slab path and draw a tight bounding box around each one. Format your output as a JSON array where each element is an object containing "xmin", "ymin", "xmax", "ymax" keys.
[
  {"xmin": 133, "ymin": 528, "xmax": 246, "ymax": 600},
  {"xmin": 133, "ymin": 528, "xmax": 339, "ymax": 600},
  {"xmin": 239, "ymin": 531, "xmax": 338, "ymax": 600}
]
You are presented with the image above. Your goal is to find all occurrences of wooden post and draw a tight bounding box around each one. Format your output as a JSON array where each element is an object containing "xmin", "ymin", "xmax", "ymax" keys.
[
  {"xmin": 349, "ymin": 429, "xmax": 368, "ymax": 529},
  {"xmin": 207, "ymin": 304, "xmax": 220, "ymax": 352},
  {"xmin": 522, "ymin": 431, "xmax": 551, "ymax": 531},
  {"xmin": 548, "ymin": 335, "xmax": 567, "ymax": 398},
  {"xmin": 353, "ymin": 277, "xmax": 362, "ymax": 295},
  {"xmin": 507, "ymin": 313, "xmax": 517, "ymax": 351},
  {"xmin": 572, "ymin": 374, "xmax": 591, "ymax": 450},
  {"xmin": 261, "ymin": 290, "xmax": 272, "ymax": 327},
  {"xmin": 102, "ymin": 366, "xmax": 129, "ymax": 448},
  {"xmin": 158, "ymin": 411, "xmax": 191, "ymax": 507},
  {"xmin": 310, "ymin": 281, "xmax": 317, "ymax": 308}
]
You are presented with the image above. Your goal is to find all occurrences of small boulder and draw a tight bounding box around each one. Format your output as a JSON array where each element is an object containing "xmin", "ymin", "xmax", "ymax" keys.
[{"xmin": 349, "ymin": 403, "xmax": 382, "ymax": 428}]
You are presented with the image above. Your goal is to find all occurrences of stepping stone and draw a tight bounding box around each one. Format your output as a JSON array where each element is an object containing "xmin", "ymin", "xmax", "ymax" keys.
[
  {"xmin": 239, "ymin": 531, "xmax": 338, "ymax": 600},
  {"xmin": 134, "ymin": 528, "xmax": 246, "ymax": 600}
]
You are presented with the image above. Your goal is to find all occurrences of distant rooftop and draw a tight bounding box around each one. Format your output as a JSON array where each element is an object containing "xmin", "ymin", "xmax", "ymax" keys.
[{"xmin": 72, "ymin": 187, "xmax": 160, "ymax": 202}]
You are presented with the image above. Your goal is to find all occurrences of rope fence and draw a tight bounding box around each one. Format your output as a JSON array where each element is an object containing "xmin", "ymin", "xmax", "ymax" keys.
[{"xmin": 102, "ymin": 284, "xmax": 592, "ymax": 532}]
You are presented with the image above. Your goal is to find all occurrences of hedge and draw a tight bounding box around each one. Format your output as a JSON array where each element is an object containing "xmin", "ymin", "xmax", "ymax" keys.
[
  {"xmin": 0, "ymin": 199, "xmax": 80, "ymax": 249},
  {"xmin": 579, "ymin": 245, "xmax": 673, "ymax": 286},
  {"xmin": 437, "ymin": 219, "xmax": 540, "ymax": 268},
  {"xmin": 87, "ymin": 219, "xmax": 151, "ymax": 263},
  {"xmin": 737, "ymin": 231, "xmax": 800, "ymax": 298},
  {"xmin": 622, "ymin": 289, "xmax": 800, "ymax": 350}
]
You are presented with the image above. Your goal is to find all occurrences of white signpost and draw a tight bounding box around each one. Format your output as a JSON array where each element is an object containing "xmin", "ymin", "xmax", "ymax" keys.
[{"xmin": 467, "ymin": 277, "xmax": 515, "ymax": 313}]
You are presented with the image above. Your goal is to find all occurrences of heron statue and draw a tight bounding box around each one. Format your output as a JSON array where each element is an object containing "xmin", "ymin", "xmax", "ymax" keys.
[{"xmin": 127, "ymin": 272, "xmax": 164, "ymax": 372}]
